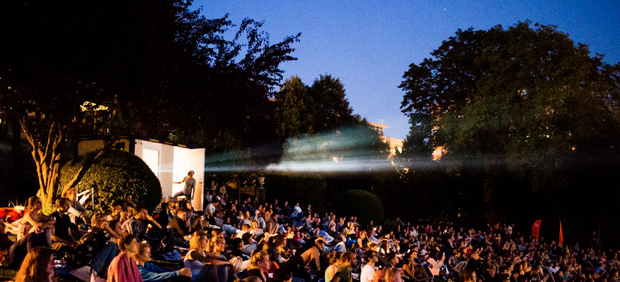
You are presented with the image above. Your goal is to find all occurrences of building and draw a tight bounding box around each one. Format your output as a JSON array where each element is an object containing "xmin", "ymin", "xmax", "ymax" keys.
[{"xmin": 367, "ymin": 121, "xmax": 404, "ymax": 158}]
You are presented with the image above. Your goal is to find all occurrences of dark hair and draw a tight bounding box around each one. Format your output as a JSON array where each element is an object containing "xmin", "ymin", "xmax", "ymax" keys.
[
  {"xmin": 272, "ymin": 268, "xmax": 292, "ymax": 282},
  {"xmin": 118, "ymin": 233, "xmax": 136, "ymax": 252},
  {"xmin": 364, "ymin": 250, "xmax": 377, "ymax": 262},
  {"xmin": 55, "ymin": 197, "xmax": 69, "ymax": 207}
]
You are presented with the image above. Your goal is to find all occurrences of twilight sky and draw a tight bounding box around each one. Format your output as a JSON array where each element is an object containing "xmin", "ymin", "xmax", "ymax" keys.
[{"xmin": 196, "ymin": 0, "xmax": 620, "ymax": 140}]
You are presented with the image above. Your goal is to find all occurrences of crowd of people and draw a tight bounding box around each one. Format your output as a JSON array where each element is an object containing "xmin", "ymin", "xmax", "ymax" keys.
[{"xmin": 1, "ymin": 185, "xmax": 619, "ymax": 282}]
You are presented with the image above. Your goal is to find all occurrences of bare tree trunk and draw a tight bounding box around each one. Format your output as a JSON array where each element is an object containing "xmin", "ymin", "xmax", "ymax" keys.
[{"xmin": 18, "ymin": 118, "xmax": 63, "ymax": 206}]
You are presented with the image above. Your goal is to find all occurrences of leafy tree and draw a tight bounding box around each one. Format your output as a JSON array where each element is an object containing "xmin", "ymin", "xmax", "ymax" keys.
[
  {"xmin": 307, "ymin": 75, "xmax": 357, "ymax": 132},
  {"xmin": 0, "ymin": 0, "xmax": 300, "ymax": 205},
  {"xmin": 275, "ymin": 76, "xmax": 314, "ymax": 138},
  {"xmin": 399, "ymin": 22, "xmax": 620, "ymax": 222}
]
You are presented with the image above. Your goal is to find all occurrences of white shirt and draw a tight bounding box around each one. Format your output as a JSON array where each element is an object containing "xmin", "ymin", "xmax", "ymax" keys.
[{"xmin": 361, "ymin": 264, "xmax": 375, "ymax": 282}]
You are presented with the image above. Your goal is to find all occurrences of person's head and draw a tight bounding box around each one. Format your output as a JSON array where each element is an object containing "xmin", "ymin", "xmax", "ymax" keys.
[
  {"xmin": 55, "ymin": 197, "xmax": 70, "ymax": 212},
  {"xmin": 211, "ymin": 229, "xmax": 225, "ymax": 239},
  {"xmin": 188, "ymin": 170, "xmax": 194, "ymax": 176},
  {"xmin": 250, "ymin": 250, "xmax": 271, "ymax": 271},
  {"xmin": 137, "ymin": 208, "xmax": 149, "ymax": 220},
  {"xmin": 387, "ymin": 252, "xmax": 399, "ymax": 264},
  {"xmin": 122, "ymin": 202, "xmax": 136, "ymax": 218},
  {"xmin": 190, "ymin": 231, "xmax": 208, "ymax": 252},
  {"xmin": 15, "ymin": 247, "xmax": 55, "ymax": 282},
  {"xmin": 242, "ymin": 233, "xmax": 253, "ymax": 245},
  {"xmin": 272, "ymin": 269, "xmax": 293, "ymax": 282},
  {"xmin": 118, "ymin": 234, "xmax": 138, "ymax": 254},
  {"xmin": 27, "ymin": 196, "xmax": 42, "ymax": 211},
  {"xmin": 108, "ymin": 219, "xmax": 122, "ymax": 236},
  {"xmin": 342, "ymin": 251, "xmax": 357, "ymax": 266},
  {"xmin": 316, "ymin": 236, "xmax": 327, "ymax": 249},
  {"xmin": 211, "ymin": 237, "xmax": 226, "ymax": 253},
  {"xmin": 385, "ymin": 267, "xmax": 403, "ymax": 282},
  {"xmin": 176, "ymin": 208, "xmax": 187, "ymax": 221},
  {"xmin": 134, "ymin": 242, "xmax": 152, "ymax": 263},
  {"xmin": 328, "ymin": 251, "xmax": 344, "ymax": 265},
  {"xmin": 110, "ymin": 201, "xmax": 124, "ymax": 217},
  {"xmin": 364, "ymin": 250, "xmax": 379, "ymax": 265},
  {"xmin": 64, "ymin": 187, "xmax": 77, "ymax": 201}
]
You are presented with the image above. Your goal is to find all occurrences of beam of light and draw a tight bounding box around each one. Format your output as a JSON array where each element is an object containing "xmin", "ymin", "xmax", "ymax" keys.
[{"xmin": 203, "ymin": 125, "xmax": 399, "ymax": 173}]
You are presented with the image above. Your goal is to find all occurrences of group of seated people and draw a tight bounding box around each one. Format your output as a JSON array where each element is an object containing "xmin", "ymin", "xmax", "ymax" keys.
[{"xmin": 1, "ymin": 189, "xmax": 618, "ymax": 282}]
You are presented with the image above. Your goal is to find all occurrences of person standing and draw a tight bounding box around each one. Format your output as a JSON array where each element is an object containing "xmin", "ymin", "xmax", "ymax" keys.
[{"xmin": 174, "ymin": 171, "xmax": 196, "ymax": 201}]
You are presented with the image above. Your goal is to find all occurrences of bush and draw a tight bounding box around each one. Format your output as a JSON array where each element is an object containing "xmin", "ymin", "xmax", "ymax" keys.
[
  {"xmin": 333, "ymin": 189, "xmax": 384, "ymax": 225},
  {"xmin": 264, "ymin": 172, "xmax": 328, "ymax": 212},
  {"xmin": 59, "ymin": 150, "xmax": 162, "ymax": 214}
]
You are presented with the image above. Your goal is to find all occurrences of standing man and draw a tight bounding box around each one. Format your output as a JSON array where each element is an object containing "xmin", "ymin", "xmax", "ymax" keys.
[{"xmin": 173, "ymin": 170, "xmax": 196, "ymax": 201}]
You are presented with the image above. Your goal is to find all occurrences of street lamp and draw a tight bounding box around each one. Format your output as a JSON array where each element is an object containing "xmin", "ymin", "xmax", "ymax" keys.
[{"xmin": 258, "ymin": 176, "xmax": 266, "ymax": 204}]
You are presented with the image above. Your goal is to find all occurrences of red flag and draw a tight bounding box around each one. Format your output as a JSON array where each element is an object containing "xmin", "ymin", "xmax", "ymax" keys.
[
  {"xmin": 559, "ymin": 220, "xmax": 564, "ymax": 243},
  {"xmin": 532, "ymin": 219, "xmax": 542, "ymax": 241}
]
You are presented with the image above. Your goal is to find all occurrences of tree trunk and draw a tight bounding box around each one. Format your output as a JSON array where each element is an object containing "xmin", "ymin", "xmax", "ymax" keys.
[{"xmin": 18, "ymin": 118, "xmax": 63, "ymax": 207}]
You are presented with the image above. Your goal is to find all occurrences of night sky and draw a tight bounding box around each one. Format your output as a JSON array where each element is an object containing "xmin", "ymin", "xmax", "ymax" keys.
[{"xmin": 197, "ymin": 0, "xmax": 620, "ymax": 140}]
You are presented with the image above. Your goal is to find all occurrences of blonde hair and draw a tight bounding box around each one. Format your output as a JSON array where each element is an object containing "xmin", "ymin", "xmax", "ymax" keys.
[
  {"xmin": 14, "ymin": 247, "xmax": 55, "ymax": 282},
  {"xmin": 189, "ymin": 231, "xmax": 207, "ymax": 253},
  {"xmin": 249, "ymin": 250, "xmax": 269, "ymax": 270},
  {"xmin": 384, "ymin": 267, "xmax": 402, "ymax": 282}
]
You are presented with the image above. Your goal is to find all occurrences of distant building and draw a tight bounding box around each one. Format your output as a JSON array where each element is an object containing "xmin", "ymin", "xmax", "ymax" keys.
[{"xmin": 367, "ymin": 121, "xmax": 403, "ymax": 158}]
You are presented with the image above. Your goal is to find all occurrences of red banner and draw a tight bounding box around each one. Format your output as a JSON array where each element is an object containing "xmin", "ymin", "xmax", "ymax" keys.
[
  {"xmin": 559, "ymin": 220, "xmax": 564, "ymax": 243},
  {"xmin": 531, "ymin": 219, "xmax": 542, "ymax": 241}
]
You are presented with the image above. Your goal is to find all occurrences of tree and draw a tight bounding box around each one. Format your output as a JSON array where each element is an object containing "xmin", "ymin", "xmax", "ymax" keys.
[
  {"xmin": 307, "ymin": 75, "xmax": 357, "ymax": 132},
  {"xmin": 0, "ymin": 0, "xmax": 300, "ymax": 205},
  {"xmin": 275, "ymin": 76, "xmax": 314, "ymax": 138},
  {"xmin": 400, "ymin": 22, "xmax": 620, "ymax": 222}
]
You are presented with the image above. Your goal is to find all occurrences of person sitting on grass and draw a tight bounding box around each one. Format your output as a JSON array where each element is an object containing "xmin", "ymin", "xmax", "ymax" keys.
[
  {"xmin": 133, "ymin": 242, "xmax": 192, "ymax": 282},
  {"xmin": 14, "ymin": 246, "xmax": 56, "ymax": 282}
]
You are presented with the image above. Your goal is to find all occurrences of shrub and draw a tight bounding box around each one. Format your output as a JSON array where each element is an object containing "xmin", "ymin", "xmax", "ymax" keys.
[
  {"xmin": 264, "ymin": 172, "xmax": 328, "ymax": 212},
  {"xmin": 333, "ymin": 189, "xmax": 384, "ymax": 225},
  {"xmin": 59, "ymin": 150, "xmax": 162, "ymax": 214}
]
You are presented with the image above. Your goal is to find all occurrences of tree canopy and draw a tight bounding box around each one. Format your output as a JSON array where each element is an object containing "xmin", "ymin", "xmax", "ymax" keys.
[
  {"xmin": 0, "ymin": 0, "xmax": 300, "ymax": 205},
  {"xmin": 398, "ymin": 22, "xmax": 620, "ymax": 227}
]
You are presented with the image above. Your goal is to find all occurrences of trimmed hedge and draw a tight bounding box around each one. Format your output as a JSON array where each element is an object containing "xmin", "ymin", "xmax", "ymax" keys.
[
  {"xmin": 333, "ymin": 189, "xmax": 384, "ymax": 225},
  {"xmin": 59, "ymin": 150, "xmax": 162, "ymax": 214}
]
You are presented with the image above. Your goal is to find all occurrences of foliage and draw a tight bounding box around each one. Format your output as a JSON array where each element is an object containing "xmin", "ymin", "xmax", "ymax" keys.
[
  {"xmin": 398, "ymin": 21, "xmax": 620, "ymax": 230},
  {"xmin": 0, "ymin": 0, "xmax": 300, "ymax": 206},
  {"xmin": 307, "ymin": 75, "xmax": 357, "ymax": 132},
  {"xmin": 275, "ymin": 76, "xmax": 315, "ymax": 137},
  {"xmin": 333, "ymin": 190, "xmax": 384, "ymax": 225},
  {"xmin": 275, "ymin": 74, "xmax": 358, "ymax": 139},
  {"xmin": 59, "ymin": 150, "xmax": 162, "ymax": 214},
  {"xmin": 264, "ymin": 172, "xmax": 329, "ymax": 213}
]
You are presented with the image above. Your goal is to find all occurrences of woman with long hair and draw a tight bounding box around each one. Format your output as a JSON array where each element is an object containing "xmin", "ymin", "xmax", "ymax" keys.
[
  {"xmin": 18, "ymin": 196, "xmax": 55, "ymax": 244},
  {"xmin": 14, "ymin": 246, "xmax": 56, "ymax": 282},
  {"xmin": 246, "ymin": 250, "xmax": 271, "ymax": 282},
  {"xmin": 325, "ymin": 251, "xmax": 343, "ymax": 282},
  {"xmin": 184, "ymin": 231, "xmax": 232, "ymax": 282},
  {"xmin": 107, "ymin": 233, "xmax": 143, "ymax": 282}
]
